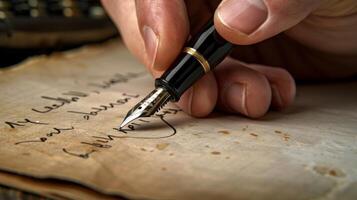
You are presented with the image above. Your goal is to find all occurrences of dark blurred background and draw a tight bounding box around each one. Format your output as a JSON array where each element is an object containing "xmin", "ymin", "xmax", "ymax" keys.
[{"xmin": 0, "ymin": 0, "xmax": 117, "ymax": 67}]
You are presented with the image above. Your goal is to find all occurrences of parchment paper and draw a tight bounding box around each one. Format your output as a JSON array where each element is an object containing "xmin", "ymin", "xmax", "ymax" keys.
[{"xmin": 0, "ymin": 40, "xmax": 356, "ymax": 200}]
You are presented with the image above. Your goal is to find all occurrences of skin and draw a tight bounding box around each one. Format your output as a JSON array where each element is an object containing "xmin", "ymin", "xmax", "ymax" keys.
[{"xmin": 101, "ymin": 0, "xmax": 357, "ymax": 118}]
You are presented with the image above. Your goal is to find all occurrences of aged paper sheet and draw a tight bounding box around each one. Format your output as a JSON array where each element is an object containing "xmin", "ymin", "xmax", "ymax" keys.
[
  {"xmin": 0, "ymin": 40, "xmax": 356, "ymax": 200},
  {"xmin": 0, "ymin": 170, "xmax": 118, "ymax": 200}
]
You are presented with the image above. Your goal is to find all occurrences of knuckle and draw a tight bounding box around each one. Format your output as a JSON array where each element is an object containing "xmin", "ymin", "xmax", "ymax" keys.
[{"xmin": 267, "ymin": 0, "xmax": 309, "ymax": 18}]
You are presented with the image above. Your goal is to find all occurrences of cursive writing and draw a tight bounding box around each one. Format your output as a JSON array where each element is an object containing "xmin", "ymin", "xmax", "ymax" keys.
[
  {"xmin": 31, "ymin": 91, "xmax": 89, "ymax": 114},
  {"xmin": 5, "ymin": 118, "xmax": 49, "ymax": 129},
  {"xmin": 88, "ymin": 72, "xmax": 145, "ymax": 89},
  {"xmin": 67, "ymin": 93, "xmax": 139, "ymax": 120},
  {"xmin": 14, "ymin": 126, "xmax": 75, "ymax": 145},
  {"xmin": 62, "ymin": 148, "xmax": 97, "ymax": 159},
  {"xmin": 65, "ymin": 108, "xmax": 181, "ymax": 159},
  {"xmin": 113, "ymin": 108, "xmax": 180, "ymax": 138}
]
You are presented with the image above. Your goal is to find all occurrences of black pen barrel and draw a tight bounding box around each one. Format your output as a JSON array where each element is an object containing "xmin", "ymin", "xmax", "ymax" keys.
[{"xmin": 155, "ymin": 20, "xmax": 233, "ymax": 101}]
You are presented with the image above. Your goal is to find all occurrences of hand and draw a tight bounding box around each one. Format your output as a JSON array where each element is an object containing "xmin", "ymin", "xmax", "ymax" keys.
[{"xmin": 102, "ymin": 0, "xmax": 357, "ymax": 118}]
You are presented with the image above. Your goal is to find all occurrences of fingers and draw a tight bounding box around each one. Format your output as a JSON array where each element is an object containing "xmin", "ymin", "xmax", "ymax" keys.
[
  {"xmin": 244, "ymin": 63, "xmax": 296, "ymax": 110},
  {"xmin": 101, "ymin": 0, "xmax": 146, "ymax": 64},
  {"xmin": 102, "ymin": 0, "xmax": 190, "ymax": 76},
  {"xmin": 214, "ymin": 0, "xmax": 322, "ymax": 45},
  {"xmin": 135, "ymin": 0, "xmax": 190, "ymax": 73},
  {"xmin": 102, "ymin": 0, "xmax": 297, "ymax": 119},
  {"xmin": 214, "ymin": 59, "xmax": 296, "ymax": 118},
  {"xmin": 176, "ymin": 73, "xmax": 218, "ymax": 117},
  {"xmin": 215, "ymin": 59, "xmax": 271, "ymax": 118}
]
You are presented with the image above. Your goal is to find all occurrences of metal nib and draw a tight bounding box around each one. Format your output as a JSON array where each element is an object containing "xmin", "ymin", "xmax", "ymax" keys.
[{"xmin": 119, "ymin": 87, "xmax": 171, "ymax": 128}]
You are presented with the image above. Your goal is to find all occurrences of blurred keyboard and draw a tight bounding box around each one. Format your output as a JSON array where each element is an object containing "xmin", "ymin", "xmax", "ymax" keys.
[{"xmin": 0, "ymin": 0, "xmax": 117, "ymax": 48}]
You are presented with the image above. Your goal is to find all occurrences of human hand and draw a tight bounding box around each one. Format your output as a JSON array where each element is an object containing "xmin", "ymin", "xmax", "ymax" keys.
[{"xmin": 102, "ymin": 0, "xmax": 357, "ymax": 118}]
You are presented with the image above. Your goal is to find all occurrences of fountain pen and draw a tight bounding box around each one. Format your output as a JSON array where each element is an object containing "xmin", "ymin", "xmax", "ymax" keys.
[{"xmin": 120, "ymin": 19, "xmax": 233, "ymax": 128}]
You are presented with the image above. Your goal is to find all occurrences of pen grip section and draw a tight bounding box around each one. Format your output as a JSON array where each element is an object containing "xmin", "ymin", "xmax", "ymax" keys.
[
  {"xmin": 156, "ymin": 20, "xmax": 233, "ymax": 101},
  {"xmin": 155, "ymin": 53, "xmax": 205, "ymax": 101}
]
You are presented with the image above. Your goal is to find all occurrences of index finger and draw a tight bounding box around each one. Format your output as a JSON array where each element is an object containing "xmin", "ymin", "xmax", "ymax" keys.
[{"xmin": 103, "ymin": 0, "xmax": 191, "ymax": 76}]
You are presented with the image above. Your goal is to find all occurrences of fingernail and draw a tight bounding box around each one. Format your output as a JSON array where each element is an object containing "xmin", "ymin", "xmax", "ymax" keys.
[
  {"xmin": 224, "ymin": 83, "xmax": 249, "ymax": 115},
  {"xmin": 218, "ymin": 0, "xmax": 268, "ymax": 35},
  {"xmin": 271, "ymin": 84, "xmax": 283, "ymax": 109},
  {"xmin": 142, "ymin": 25, "xmax": 159, "ymax": 70}
]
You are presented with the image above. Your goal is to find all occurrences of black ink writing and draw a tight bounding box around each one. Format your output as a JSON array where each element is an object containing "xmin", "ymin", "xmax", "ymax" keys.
[
  {"xmin": 62, "ymin": 148, "xmax": 96, "ymax": 159},
  {"xmin": 5, "ymin": 118, "xmax": 49, "ymax": 129},
  {"xmin": 80, "ymin": 142, "xmax": 112, "ymax": 148},
  {"xmin": 31, "ymin": 91, "xmax": 89, "ymax": 114},
  {"xmin": 15, "ymin": 126, "xmax": 74, "ymax": 145},
  {"xmin": 64, "ymin": 107, "xmax": 181, "ymax": 159},
  {"xmin": 88, "ymin": 72, "xmax": 145, "ymax": 89},
  {"xmin": 92, "ymin": 134, "xmax": 125, "ymax": 143},
  {"xmin": 67, "ymin": 93, "xmax": 139, "ymax": 120},
  {"xmin": 113, "ymin": 114, "xmax": 177, "ymax": 139}
]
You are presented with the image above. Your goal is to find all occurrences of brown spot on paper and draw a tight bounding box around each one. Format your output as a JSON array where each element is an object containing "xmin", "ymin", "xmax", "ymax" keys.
[
  {"xmin": 218, "ymin": 130, "xmax": 230, "ymax": 135},
  {"xmin": 156, "ymin": 143, "xmax": 169, "ymax": 151},
  {"xmin": 283, "ymin": 133, "xmax": 290, "ymax": 141},
  {"xmin": 313, "ymin": 165, "xmax": 346, "ymax": 178},
  {"xmin": 250, "ymin": 133, "xmax": 258, "ymax": 137}
]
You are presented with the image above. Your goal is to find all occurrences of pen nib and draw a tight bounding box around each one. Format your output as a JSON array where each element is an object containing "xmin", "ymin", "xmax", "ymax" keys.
[{"xmin": 119, "ymin": 87, "xmax": 171, "ymax": 128}]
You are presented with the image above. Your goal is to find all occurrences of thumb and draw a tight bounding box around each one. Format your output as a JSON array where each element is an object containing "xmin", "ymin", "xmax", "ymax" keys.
[{"xmin": 214, "ymin": 0, "xmax": 322, "ymax": 45}]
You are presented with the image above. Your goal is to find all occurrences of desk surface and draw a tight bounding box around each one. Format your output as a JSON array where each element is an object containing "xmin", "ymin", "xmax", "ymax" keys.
[{"xmin": 0, "ymin": 185, "xmax": 49, "ymax": 200}]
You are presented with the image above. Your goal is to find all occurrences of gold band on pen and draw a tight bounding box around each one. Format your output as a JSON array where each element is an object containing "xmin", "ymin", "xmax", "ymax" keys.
[{"xmin": 183, "ymin": 47, "xmax": 210, "ymax": 73}]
